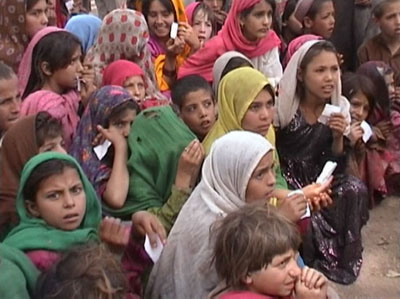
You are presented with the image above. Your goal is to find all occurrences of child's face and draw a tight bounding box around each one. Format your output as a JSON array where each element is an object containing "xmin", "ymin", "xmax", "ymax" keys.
[
  {"xmin": 240, "ymin": 0, "xmax": 273, "ymax": 42},
  {"xmin": 350, "ymin": 91, "xmax": 370, "ymax": 122},
  {"xmin": 245, "ymin": 151, "xmax": 275, "ymax": 204},
  {"xmin": 123, "ymin": 75, "xmax": 146, "ymax": 105},
  {"xmin": 38, "ymin": 135, "xmax": 67, "ymax": 154},
  {"xmin": 245, "ymin": 249, "xmax": 301, "ymax": 297},
  {"xmin": 109, "ymin": 108, "xmax": 137, "ymax": 138},
  {"xmin": 192, "ymin": 9, "xmax": 213, "ymax": 45},
  {"xmin": 48, "ymin": 47, "xmax": 83, "ymax": 93},
  {"xmin": 180, "ymin": 88, "xmax": 216, "ymax": 139},
  {"xmin": 376, "ymin": 2, "xmax": 400, "ymax": 39},
  {"xmin": 304, "ymin": 1, "xmax": 335, "ymax": 39},
  {"xmin": 147, "ymin": 0, "xmax": 175, "ymax": 40},
  {"xmin": 25, "ymin": 0, "xmax": 49, "ymax": 39},
  {"xmin": 28, "ymin": 167, "xmax": 86, "ymax": 231},
  {"xmin": 0, "ymin": 76, "xmax": 21, "ymax": 134},
  {"xmin": 241, "ymin": 88, "xmax": 274, "ymax": 136},
  {"xmin": 203, "ymin": 0, "xmax": 224, "ymax": 12}
]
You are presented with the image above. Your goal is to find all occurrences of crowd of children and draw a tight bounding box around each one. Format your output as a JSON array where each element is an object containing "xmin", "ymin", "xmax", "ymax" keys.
[{"xmin": 0, "ymin": 0, "xmax": 399, "ymax": 297}]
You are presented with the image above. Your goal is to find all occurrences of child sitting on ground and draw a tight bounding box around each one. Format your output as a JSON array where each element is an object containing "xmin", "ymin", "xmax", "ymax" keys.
[
  {"xmin": 211, "ymin": 204, "xmax": 328, "ymax": 299},
  {"xmin": 171, "ymin": 75, "xmax": 216, "ymax": 141}
]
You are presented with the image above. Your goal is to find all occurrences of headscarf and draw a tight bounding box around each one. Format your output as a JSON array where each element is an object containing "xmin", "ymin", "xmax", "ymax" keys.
[
  {"xmin": 294, "ymin": 0, "xmax": 315, "ymax": 23},
  {"xmin": 282, "ymin": 34, "xmax": 322, "ymax": 69},
  {"xmin": 3, "ymin": 152, "xmax": 101, "ymax": 251},
  {"xmin": 203, "ymin": 67, "xmax": 275, "ymax": 153},
  {"xmin": 65, "ymin": 14, "xmax": 102, "ymax": 54},
  {"xmin": 0, "ymin": 0, "xmax": 29, "ymax": 72},
  {"xmin": 101, "ymin": 60, "xmax": 145, "ymax": 88},
  {"xmin": 211, "ymin": 50, "xmax": 254, "ymax": 94},
  {"xmin": 178, "ymin": 0, "xmax": 281, "ymax": 81},
  {"xmin": 103, "ymin": 105, "xmax": 196, "ymax": 218},
  {"xmin": 0, "ymin": 115, "xmax": 38, "ymax": 239},
  {"xmin": 69, "ymin": 86, "xmax": 135, "ymax": 198},
  {"xmin": 274, "ymin": 40, "xmax": 351, "ymax": 134},
  {"xmin": 146, "ymin": 131, "xmax": 274, "ymax": 298},
  {"xmin": 0, "ymin": 243, "xmax": 39, "ymax": 298},
  {"xmin": 185, "ymin": 2, "xmax": 200, "ymax": 25},
  {"xmin": 85, "ymin": 9, "xmax": 165, "ymax": 101}
]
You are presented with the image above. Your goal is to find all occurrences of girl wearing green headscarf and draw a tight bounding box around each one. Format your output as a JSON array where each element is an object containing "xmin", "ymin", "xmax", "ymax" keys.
[{"xmin": 104, "ymin": 106, "xmax": 203, "ymax": 233}]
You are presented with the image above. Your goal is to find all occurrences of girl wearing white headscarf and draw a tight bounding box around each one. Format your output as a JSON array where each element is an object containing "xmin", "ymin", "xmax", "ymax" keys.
[
  {"xmin": 275, "ymin": 40, "xmax": 369, "ymax": 284},
  {"xmin": 145, "ymin": 131, "xmax": 275, "ymax": 299}
]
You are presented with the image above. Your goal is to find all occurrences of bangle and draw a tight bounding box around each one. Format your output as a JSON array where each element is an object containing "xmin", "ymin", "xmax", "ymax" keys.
[{"xmin": 163, "ymin": 67, "xmax": 176, "ymax": 78}]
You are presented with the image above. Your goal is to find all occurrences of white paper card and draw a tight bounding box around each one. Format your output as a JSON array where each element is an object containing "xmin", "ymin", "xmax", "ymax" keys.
[
  {"xmin": 93, "ymin": 140, "xmax": 111, "ymax": 160},
  {"xmin": 316, "ymin": 161, "xmax": 337, "ymax": 184},
  {"xmin": 287, "ymin": 190, "xmax": 310, "ymax": 219},
  {"xmin": 144, "ymin": 234, "xmax": 164, "ymax": 263},
  {"xmin": 318, "ymin": 104, "xmax": 341, "ymax": 125},
  {"xmin": 360, "ymin": 121, "xmax": 373, "ymax": 143},
  {"xmin": 170, "ymin": 22, "xmax": 178, "ymax": 39}
]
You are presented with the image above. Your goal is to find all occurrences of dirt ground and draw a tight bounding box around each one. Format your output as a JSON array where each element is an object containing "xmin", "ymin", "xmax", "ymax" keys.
[{"xmin": 331, "ymin": 196, "xmax": 400, "ymax": 298}]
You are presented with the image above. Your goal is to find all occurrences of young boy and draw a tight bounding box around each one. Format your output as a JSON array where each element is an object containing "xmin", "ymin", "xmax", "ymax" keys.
[
  {"xmin": 358, "ymin": 0, "xmax": 400, "ymax": 85},
  {"xmin": 212, "ymin": 205, "xmax": 328, "ymax": 299},
  {"xmin": 0, "ymin": 62, "xmax": 21, "ymax": 145},
  {"xmin": 171, "ymin": 75, "xmax": 216, "ymax": 141}
]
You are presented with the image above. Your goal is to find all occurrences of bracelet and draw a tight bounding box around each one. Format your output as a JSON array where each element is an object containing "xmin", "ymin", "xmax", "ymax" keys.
[{"xmin": 163, "ymin": 67, "xmax": 176, "ymax": 78}]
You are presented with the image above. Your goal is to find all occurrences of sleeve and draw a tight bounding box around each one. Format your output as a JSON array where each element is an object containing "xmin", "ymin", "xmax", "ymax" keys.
[
  {"xmin": 357, "ymin": 42, "xmax": 369, "ymax": 66},
  {"xmin": 146, "ymin": 185, "xmax": 192, "ymax": 234}
]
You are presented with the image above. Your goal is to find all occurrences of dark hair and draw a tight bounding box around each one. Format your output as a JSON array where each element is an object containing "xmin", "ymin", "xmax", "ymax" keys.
[
  {"xmin": 305, "ymin": 0, "xmax": 333, "ymax": 20},
  {"xmin": 35, "ymin": 111, "xmax": 63, "ymax": 148},
  {"xmin": 372, "ymin": 0, "xmax": 398, "ymax": 19},
  {"xmin": 192, "ymin": 3, "xmax": 216, "ymax": 36},
  {"xmin": 106, "ymin": 100, "xmax": 140, "ymax": 128},
  {"xmin": 23, "ymin": 159, "xmax": 78, "ymax": 202},
  {"xmin": 212, "ymin": 204, "xmax": 301, "ymax": 290},
  {"xmin": 34, "ymin": 243, "xmax": 128, "ymax": 299},
  {"xmin": 220, "ymin": 57, "xmax": 253, "ymax": 80},
  {"xmin": 342, "ymin": 72, "xmax": 376, "ymax": 118},
  {"xmin": 23, "ymin": 31, "xmax": 82, "ymax": 99},
  {"xmin": 26, "ymin": 0, "xmax": 47, "ymax": 12},
  {"xmin": 142, "ymin": 0, "xmax": 176, "ymax": 21},
  {"xmin": 282, "ymin": 0, "xmax": 298, "ymax": 23},
  {"xmin": 171, "ymin": 75, "xmax": 214, "ymax": 107},
  {"xmin": 297, "ymin": 40, "xmax": 338, "ymax": 99},
  {"xmin": 0, "ymin": 61, "xmax": 16, "ymax": 80}
]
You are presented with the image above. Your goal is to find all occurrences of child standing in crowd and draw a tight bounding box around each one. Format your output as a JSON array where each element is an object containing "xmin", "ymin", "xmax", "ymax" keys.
[
  {"xmin": 179, "ymin": 0, "xmax": 283, "ymax": 88},
  {"xmin": 171, "ymin": 75, "xmax": 216, "ymax": 140},
  {"xmin": 185, "ymin": 2, "xmax": 215, "ymax": 47},
  {"xmin": 211, "ymin": 205, "xmax": 328, "ymax": 299},
  {"xmin": 0, "ymin": 62, "xmax": 21, "ymax": 145},
  {"xmin": 358, "ymin": 0, "xmax": 400, "ymax": 85},
  {"xmin": 70, "ymin": 86, "xmax": 140, "ymax": 210}
]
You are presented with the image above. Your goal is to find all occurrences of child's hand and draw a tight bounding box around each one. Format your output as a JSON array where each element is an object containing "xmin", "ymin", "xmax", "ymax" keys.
[
  {"xmin": 165, "ymin": 37, "xmax": 186, "ymax": 58},
  {"xmin": 328, "ymin": 113, "xmax": 347, "ymax": 139},
  {"xmin": 295, "ymin": 266, "xmax": 328, "ymax": 299},
  {"xmin": 277, "ymin": 192, "xmax": 307, "ymax": 222},
  {"xmin": 214, "ymin": 9, "xmax": 227, "ymax": 25},
  {"xmin": 376, "ymin": 120, "xmax": 392, "ymax": 139},
  {"xmin": 178, "ymin": 22, "xmax": 200, "ymax": 51},
  {"xmin": 349, "ymin": 121, "xmax": 364, "ymax": 146},
  {"xmin": 309, "ymin": 191, "xmax": 332, "ymax": 211},
  {"xmin": 99, "ymin": 217, "xmax": 130, "ymax": 254},
  {"xmin": 95, "ymin": 125, "xmax": 127, "ymax": 149},
  {"xmin": 175, "ymin": 140, "xmax": 204, "ymax": 189},
  {"xmin": 131, "ymin": 211, "xmax": 167, "ymax": 248}
]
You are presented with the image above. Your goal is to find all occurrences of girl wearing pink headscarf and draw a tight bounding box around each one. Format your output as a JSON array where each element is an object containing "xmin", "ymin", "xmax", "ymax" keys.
[
  {"xmin": 185, "ymin": 2, "xmax": 216, "ymax": 48},
  {"xmin": 178, "ymin": 0, "xmax": 282, "ymax": 88}
]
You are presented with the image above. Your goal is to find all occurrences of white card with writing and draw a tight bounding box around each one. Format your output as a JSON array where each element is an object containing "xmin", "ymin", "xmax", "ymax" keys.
[
  {"xmin": 318, "ymin": 104, "xmax": 341, "ymax": 125},
  {"xmin": 360, "ymin": 121, "xmax": 373, "ymax": 143},
  {"xmin": 93, "ymin": 140, "xmax": 111, "ymax": 160},
  {"xmin": 144, "ymin": 234, "xmax": 164, "ymax": 263}
]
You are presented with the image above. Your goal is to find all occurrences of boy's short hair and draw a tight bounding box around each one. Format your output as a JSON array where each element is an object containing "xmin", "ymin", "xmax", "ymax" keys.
[
  {"xmin": 171, "ymin": 75, "xmax": 214, "ymax": 108},
  {"xmin": 373, "ymin": 0, "xmax": 399, "ymax": 19},
  {"xmin": 0, "ymin": 61, "xmax": 16, "ymax": 81},
  {"xmin": 212, "ymin": 205, "xmax": 301, "ymax": 290},
  {"xmin": 35, "ymin": 111, "xmax": 63, "ymax": 148}
]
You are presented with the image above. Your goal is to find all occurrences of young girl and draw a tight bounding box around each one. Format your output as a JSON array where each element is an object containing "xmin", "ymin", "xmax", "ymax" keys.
[
  {"xmin": 293, "ymin": 0, "xmax": 335, "ymax": 39},
  {"xmin": 281, "ymin": 0, "xmax": 303, "ymax": 45},
  {"xmin": 275, "ymin": 40, "xmax": 369, "ymax": 284},
  {"xmin": 0, "ymin": 112, "xmax": 65, "ymax": 239},
  {"xmin": 18, "ymin": 27, "xmax": 94, "ymax": 150},
  {"xmin": 69, "ymin": 86, "xmax": 140, "ymax": 210},
  {"xmin": 142, "ymin": 0, "xmax": 200, "ymax": 91},
  {"xmin": 179, "ymin": 0, "xmax": 282, "ymax": 88},
  {"xmin": 185, "ymin": 2, "xmax": 215, "ymax": 48},
  {"xmin": 25, "ymin": 0, "xmax": 49, "ymax": 39}
]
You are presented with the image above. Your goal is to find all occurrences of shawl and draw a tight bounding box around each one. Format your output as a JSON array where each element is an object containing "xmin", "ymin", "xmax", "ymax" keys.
[
  {"xmin": 65, "ymin": 14, "xmax": 102, "ymax": 54},
  {"xmin": 69, "ymin": 86, "xmax": 134, "ymax": 198},
  {"xmin": 178, "ymin": 0, "xmax": 281, "ymax": 81},
  {"xmin": 146, "ymin": 131, "xmax": 273, "ymax": 299},
  {"xmin": 103, "ymin": 106, "xmax": 196, "ymax": 218},
  {"xmin": 185, "ymin": 2, "xmax": 200, "ymax": 25},
  {"xmin": 0, "ymin": 243, "xmax": 39, "ymax": 298},
  {"xmin": 282, "ymin": 34, "xmax": 322, "ymax": 69},
  {"xmin": 85, "ymin": 9, "xmax": 165, "ymax": 101},
  {"xmin": 211, "ymin": 50, "xmax": 254, "ymax": 94},
  {"xmin": 101, "ymin": 59, "xmax": 145, "ymax": 88},
  {"xmin": 3, "ymin": 152, "xmax": 101, "ymax": 251},
  {"xmin": 203, "ymin": 67, "xmax": 276, "ymax": 153},
  {"xmin": 0, "ymin": 115, "xmax": 38, "ymax": 239},
  {"xmin": 0, "ymin": 0, "xmax": 29, "ymax": 72},
  {"xmin": 20, "ymin": 90, "xmax": 79, "ymax": 150},
  {"xmin": 274, "ymin": 40, "xmax": 351, "ymax": 134}
]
